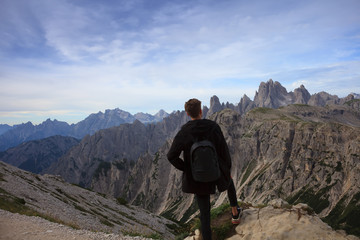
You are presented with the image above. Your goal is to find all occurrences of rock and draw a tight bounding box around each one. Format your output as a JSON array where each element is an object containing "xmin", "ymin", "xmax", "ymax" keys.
[
  {"xmin": 227, "ymin": 206, "xmax": 359, "ymax": 240},
  {"xmin": 268, "ymin": 198, "xmax": 290, "ymax": 208}
]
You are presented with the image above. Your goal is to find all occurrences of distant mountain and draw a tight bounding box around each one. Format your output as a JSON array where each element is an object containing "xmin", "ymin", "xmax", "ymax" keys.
[
  {"xmin": 204, "ymin": 79, "xmax": 360, "ymax": 118},
  {"xmin": 135, "ymin": 109, "xmax": 170, "ymax": 124},
  {"xmin": 46, "ymin": 110, "xmax": 189, "ymax": 189},
  {"xmin": 0, "ymin": 135, "xmax": 80, "ymax": 174},
  {"xmin": 0, "ymin": 120, "xmax": 73, "ymax": 151},
  {"xmin": 0, "ymin": 124, "xmax": 12, "ymax": 135},
  {"xmin": 0, "ymin": 109, "xmax": 169, "ymax": 151}
]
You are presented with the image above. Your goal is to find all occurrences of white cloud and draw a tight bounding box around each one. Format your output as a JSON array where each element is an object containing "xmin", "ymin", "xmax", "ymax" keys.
[{"xmin": 0, "ymin": 0, "xmax": 359, "ymax": 124}]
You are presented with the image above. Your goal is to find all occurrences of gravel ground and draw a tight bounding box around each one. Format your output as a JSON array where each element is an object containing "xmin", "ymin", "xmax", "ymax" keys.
[{"xmin": 0, "ymin": 209, "xmax": 152, "ymax": 240}]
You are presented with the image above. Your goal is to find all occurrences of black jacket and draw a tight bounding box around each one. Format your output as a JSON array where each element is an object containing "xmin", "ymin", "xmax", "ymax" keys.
[{"xmin": 167, "ymin": 119, "xmax": 232, "ymax": 195}]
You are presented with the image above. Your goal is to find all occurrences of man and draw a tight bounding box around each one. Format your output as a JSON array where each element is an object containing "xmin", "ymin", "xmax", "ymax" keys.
[{"xmin": 167, "ymin": 98, "xmax": 241, "ymax": 240}]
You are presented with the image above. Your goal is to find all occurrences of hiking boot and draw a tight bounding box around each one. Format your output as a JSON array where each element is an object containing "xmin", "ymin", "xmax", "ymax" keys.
[{"xmin": 232, "ymin": 206, "xmax": 242, "ymax": 224}]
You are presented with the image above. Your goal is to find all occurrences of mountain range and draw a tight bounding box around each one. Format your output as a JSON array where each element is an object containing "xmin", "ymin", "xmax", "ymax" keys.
[
  {"xmin": 0, "ymin": 79, "xmax": 359, "ymax": 238},
  {"xmin": 0, "ymin": 109, "xmax": 169, "ymax": 151}
]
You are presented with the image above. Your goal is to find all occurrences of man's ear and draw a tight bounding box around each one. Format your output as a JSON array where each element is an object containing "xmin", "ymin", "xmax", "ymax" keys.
[{"xmin": 186, "ymin": 112, "xmax": 190, "ymax": 117}]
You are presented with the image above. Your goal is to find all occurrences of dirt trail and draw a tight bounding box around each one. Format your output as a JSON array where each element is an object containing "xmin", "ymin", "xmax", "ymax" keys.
[{"xmin": 0, "ymin": 209, "xmax": 149, "ymax": 240}]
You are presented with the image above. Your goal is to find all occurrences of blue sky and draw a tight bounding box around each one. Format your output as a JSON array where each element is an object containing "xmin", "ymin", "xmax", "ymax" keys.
[{"xmin": 1, "ymin": 0, "xmax": 359, "ymax": 125}]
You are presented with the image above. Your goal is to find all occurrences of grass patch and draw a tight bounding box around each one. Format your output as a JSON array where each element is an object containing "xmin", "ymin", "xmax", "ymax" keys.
[
  {"xmin": 116, "ymin": 197, "xmax": 128, "ymax": 205},
  {"xmin": 323, "ymin": 192, "xmax": 360, "ymax": 237},
  {"xmin": 0, "ymin": 187, "xmax": 80, "ymax": 229},
  {"xmin": 250, "ymin": 107, "xmax": 274, "ymax": 114},
  {"xmin": 240, "ymin": 159, "xmax": 257, "ymax": 185},
  {"xmin": 100, "ymin": 218, "xmax": 114, "ymax": 227},
  {"xmin": 93, "ymin": 161, "xmax": 111, "ymax": 179},
  {"xmin": 287, "ymin": 184, "xmax": 335, "ymax": 214}
]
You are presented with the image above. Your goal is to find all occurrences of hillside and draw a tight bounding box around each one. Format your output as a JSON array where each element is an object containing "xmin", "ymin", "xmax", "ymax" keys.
[
  {"xmin": 0, "ymin": 135, "xmax": 80, "ymax": 174},
  {"xmin": 0, "ymin": 161, "xmax": 178, "ymax": 239}
]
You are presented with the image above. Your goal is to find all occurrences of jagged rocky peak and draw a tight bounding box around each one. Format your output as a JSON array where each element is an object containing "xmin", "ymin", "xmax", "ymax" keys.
[
  {"xmin": 154, "ymin": 109, "xmax": 169, "ymax": 119},
  {"xmin": 293, "ymin": 84, "xmax": 311, "ymax": 104},
  {"xmin": 254, "ymin": 79, "xmax": 291, "ymax": 108},
  {"xmin": 236, "ymin": 94, "xmax": 255, "ymax": 115},
  {"xmin": 308, "ymin": 91, "xmax": 340, "ymax": 106},
  {"xmin": 207, "ymin": 95, "xmax": 224, "ymax": 116}
]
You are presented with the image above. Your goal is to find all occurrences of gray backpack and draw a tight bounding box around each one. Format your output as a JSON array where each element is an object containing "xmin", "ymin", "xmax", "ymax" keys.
[{"xmin": 190, "ymin": 139, "xmax": 221, "ymax": 182}]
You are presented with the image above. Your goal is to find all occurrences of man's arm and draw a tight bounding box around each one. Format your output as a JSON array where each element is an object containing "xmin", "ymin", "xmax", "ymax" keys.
[{"xmin": 167, "ymin": 132, "xmax": 186, "ymax": 171}]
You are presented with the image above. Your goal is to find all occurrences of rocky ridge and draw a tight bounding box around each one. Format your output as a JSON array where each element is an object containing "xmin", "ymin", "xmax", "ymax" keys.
[
  {"xmin": 204, "ymin": 79, "xmax": 359, "ymax": 118},
  {"xmin": 46, "ymin": 110, "xmax": 189, "ymax": 190},
  {"xmin": 0, "ymin": 135, "xmax": 80, "ymax": 174},
  {"xmin": 0, "ymin": 161, "xmax": 178, "ymax": 239},
  {"xmin": 0, "ymin": 109, "xmax": 169, "ymax": 151}
]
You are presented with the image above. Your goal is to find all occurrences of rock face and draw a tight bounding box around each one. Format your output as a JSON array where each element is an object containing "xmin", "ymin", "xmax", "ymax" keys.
[
  {"xmin": 0, "ymin": 161, "xmax": 178, "ymax": 239},
  {"xmin": 253, "ymin": 79, "xmax": 291, "ymax": 108},
  {"xmin": 212, "ymin": 106, "xmax": 360, "ymax": 236},
  {"xmin": 0, "ymin": 135, "xmax": 80, "ymax": 174},
  {"xmin": 87, "ymin": 104, "xmax": 360, "ymax": 237},
  {"xmin": 47, "ymin": 111, "xmax": 189, "ymax": 189}
]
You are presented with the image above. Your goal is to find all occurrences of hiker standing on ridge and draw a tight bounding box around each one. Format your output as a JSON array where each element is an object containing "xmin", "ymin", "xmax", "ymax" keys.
[{"xmin": 167, "ymin": 98, "xmax": 241, "ymax": 240}]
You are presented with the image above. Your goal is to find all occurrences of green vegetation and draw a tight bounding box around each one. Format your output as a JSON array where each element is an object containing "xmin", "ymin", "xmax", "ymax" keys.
[
  {"xmin": 344, "ymin": 99, "xmax": 360, "ymax": 106},
  {"xmin": 0, "ymin": 187, "xmax": 80, "ymax": 229},
  {"xmin": 55, "ymin": 188, "xmax": 80, "ymax": 203},
  {"xmin": 180, "ymin": 200, "xmax": 198, "ymax": 223},
  {"xmin": 113, "ymin": 159, "xmax": 127, "ymax": 170},
  {"xmin": 100, "ymin": 218, "xmax": 114, "ymax": 227},
  {"xmin": 133, "ymin": 192, "xmax": 145, "ymax": 206},
  {"xmin": 240, "ymin": 159, "xmax": 257, "ymax": 185},
  {"xmin": 160, "ymin": 196, "xmax": 183, "ymax": 220},
  {"xmin": 0, "ymin": 172, "xmax": 5, "ymax": 182},
  {"xmin": 286, "ymin": 184, "xmax": 336, "ymax": 214},
  {"xmin": 250, "ymin": 107, "xmax": 274, "ymax": 114},
  {"xmin": 323, "ymin": 192, "xmax": 360, "ymax": 237},
  {"xmin": 93, "ymin": 161, "xmax": 112, "ymax": 179},
  {"xmin": 335, "ymin": 161, "xmax": 343, "ymax": 172},
  {"xmin": 116, "ymin": 197, "xmax": 128, "ymax": 205},
  {"xmin": 122, "ymin": 230, "xmax": 163, "ymax": 239}
]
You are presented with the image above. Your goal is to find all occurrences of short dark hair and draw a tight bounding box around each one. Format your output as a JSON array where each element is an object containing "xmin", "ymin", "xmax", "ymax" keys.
[{"xmin": 185, "ymin": 98, "xmax": 201, "ymax": 118}]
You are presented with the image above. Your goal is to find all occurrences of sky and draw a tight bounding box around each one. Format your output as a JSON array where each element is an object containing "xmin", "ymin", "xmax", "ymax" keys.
[{"xmin": 1, "ymin": 0, "xmax": 360, "ymax": 125}]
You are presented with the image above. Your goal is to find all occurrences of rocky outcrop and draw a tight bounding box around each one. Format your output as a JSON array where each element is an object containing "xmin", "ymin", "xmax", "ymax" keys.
[
  {"xmin": 293, "ymin": 84, "xmax": 311, "ymax": 104},
  {"xmin": 207, "ymin": 95, "xmax": 225, "ymax": 116},
  {"xmin": 227, "ymin": 202, "xmax": 359, "ymax": 240},
  {"xmin": 253, "ymin": 79, "xmax": 291, "ymax": 108},
  {"xmin": 0, "ymin": 135, "xmax": 80, "ymax": 174}
]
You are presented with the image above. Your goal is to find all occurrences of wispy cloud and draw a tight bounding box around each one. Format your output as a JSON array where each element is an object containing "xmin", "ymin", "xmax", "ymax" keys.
[{"xmin": 0, "ymin": 0, "xmax": 359, "ymax": 124}]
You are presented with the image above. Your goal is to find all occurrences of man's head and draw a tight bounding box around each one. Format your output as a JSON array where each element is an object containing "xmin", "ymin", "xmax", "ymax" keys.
[{"xmin": 185, "ymin": 98, "xmax": 202, "ymax": 119}]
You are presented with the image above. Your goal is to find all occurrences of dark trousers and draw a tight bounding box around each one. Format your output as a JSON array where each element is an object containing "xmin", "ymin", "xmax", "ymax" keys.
[{"xmin": 195, "ymin": 179, "xmax": 238, "ymax": 240}]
